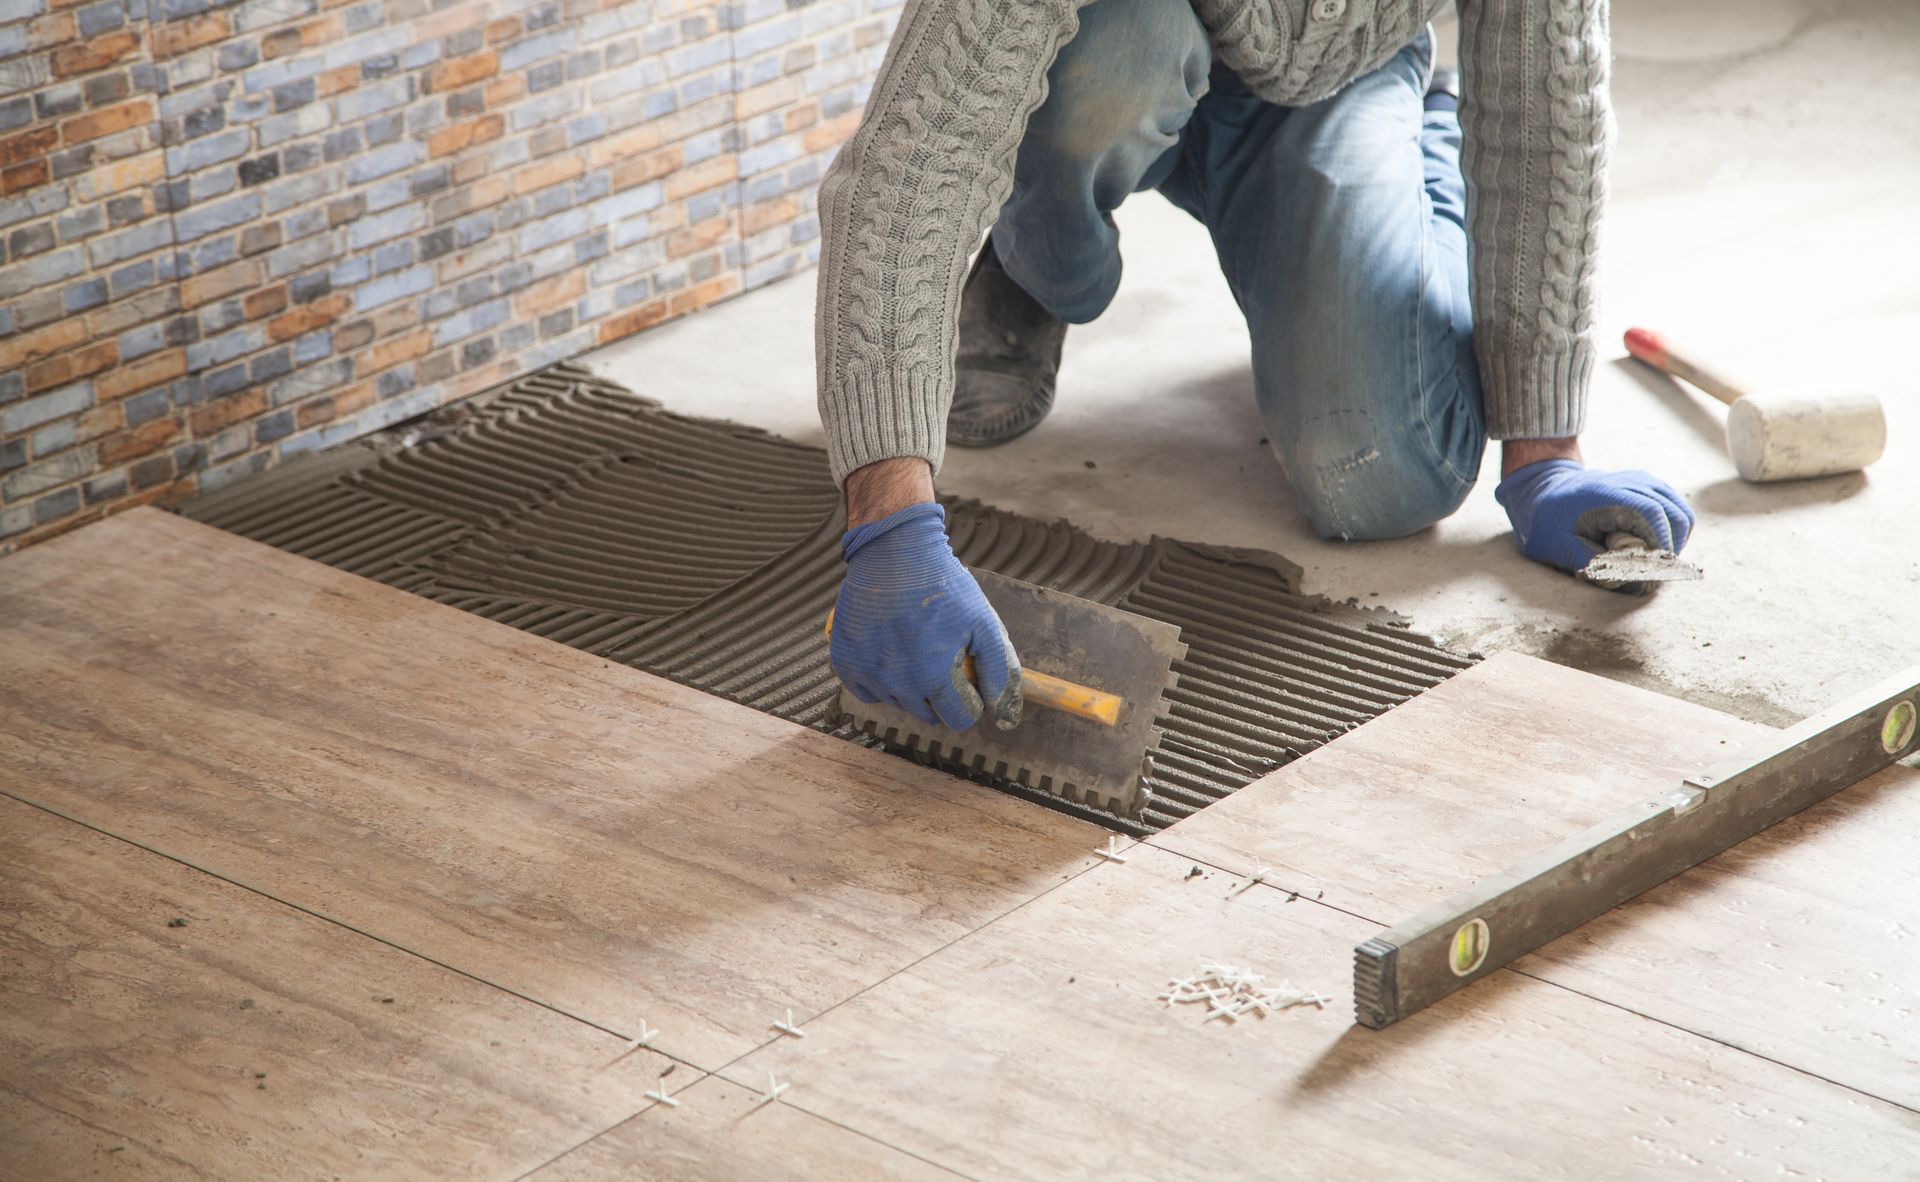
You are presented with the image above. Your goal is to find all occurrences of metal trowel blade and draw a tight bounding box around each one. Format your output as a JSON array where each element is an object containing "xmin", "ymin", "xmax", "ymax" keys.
[{"xmin": 836, "ymin": 568, "xmax": 1185, "ymax": 821}]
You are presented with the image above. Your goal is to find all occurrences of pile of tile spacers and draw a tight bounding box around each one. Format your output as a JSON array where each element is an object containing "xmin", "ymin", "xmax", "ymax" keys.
[{"xmin": 1159, "ymin": 963, "xmax": 1332, "ymax": 1023}]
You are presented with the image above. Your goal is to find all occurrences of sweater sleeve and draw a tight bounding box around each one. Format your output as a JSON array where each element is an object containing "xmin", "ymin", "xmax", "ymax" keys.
[
  {"xmin": 1456, "ymin": 0, "xmax": 1613, "ymax": 440},
  {"xmin": 814, "ymin": 0, "xmax": 1089, "ymax": 485}
]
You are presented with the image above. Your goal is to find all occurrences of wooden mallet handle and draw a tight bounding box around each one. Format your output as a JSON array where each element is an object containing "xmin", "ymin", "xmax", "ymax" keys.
[{"xmin": 1623, "ymin": 327, "xmax": 1748, "ymax": 407}]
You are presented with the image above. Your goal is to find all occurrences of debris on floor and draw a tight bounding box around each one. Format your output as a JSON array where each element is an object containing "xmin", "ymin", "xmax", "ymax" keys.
[{"xmin": 1160, "ymin": 963, "xmax": 1331, "ymax": 1024}]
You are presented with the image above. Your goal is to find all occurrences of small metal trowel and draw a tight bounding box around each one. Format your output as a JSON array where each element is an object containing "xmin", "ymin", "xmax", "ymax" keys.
[
  {"xmin": 833, "ymin": 569, "xmax": 1185, "ymax": 821},
  {"xmin": 1578, "ymin": 531, "xmax": 1703, "ymax": 594}
]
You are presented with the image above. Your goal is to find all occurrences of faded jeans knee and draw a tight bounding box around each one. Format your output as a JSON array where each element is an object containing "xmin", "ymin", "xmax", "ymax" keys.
[{"xmin": 1278, "ymin": 409, "xmax": 1480, "ymax": 542}]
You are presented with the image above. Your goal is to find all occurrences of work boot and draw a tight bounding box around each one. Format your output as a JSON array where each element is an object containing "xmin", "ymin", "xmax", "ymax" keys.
[{"xmin": 948, "ymin": 238, "xmax": 1068, "ymax": 448}]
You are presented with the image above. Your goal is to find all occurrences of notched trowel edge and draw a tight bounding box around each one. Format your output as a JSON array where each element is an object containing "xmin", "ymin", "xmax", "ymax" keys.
[{"xmin": 835, "ymin": 569, "xmax": 1186, "ymax": 822}]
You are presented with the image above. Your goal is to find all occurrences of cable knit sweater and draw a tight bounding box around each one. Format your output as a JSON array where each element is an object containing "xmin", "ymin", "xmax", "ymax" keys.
[{"xmin": 815, "ymin": 0, "xmax": 1612, "ymax": 484}]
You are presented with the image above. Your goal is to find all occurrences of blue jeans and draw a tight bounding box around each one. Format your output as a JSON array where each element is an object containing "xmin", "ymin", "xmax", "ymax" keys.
[{"xmin": 991, "ymin": 0, "xmax": 1487, "ymax": 540}]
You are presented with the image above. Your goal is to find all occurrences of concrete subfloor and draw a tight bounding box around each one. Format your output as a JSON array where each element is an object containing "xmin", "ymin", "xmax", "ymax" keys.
[{"xmin": 581, "ymin": 0, "xmax": 1920, "ymax": 729}]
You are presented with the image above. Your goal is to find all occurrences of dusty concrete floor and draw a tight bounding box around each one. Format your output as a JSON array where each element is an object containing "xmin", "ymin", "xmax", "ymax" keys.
[{"xmin": 582, "ymin": 0, "xmax": 1920, "ymax": 728}]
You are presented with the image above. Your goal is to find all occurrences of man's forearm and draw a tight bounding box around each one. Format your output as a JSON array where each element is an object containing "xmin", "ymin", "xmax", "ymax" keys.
[
  {"xmin": 844, "ymin": 457, "xmax": 936, "ymax": 528},
  {"xmin": 1500, "ymin": 436, "xmax": 1583, "ymax": 479}
]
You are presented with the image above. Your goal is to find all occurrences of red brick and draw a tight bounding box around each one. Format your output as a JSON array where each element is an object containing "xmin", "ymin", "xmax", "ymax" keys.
[
  {"xmin": 511, "ymin": 153, "xmax": 583, "ymax": 195},
  {"xmin": 28, "ymin": 12, "xmax": 76, "ymax": 51},
  {"xmin": 664, "ymin": 154, "xmax": 736, "ymax": 201},
  {"xmin": 783, "ymin": 102, "xmax": 820, "ymax": 134},
  {"xmin": 243, "ymin": 284, "xmax": 289, "ymax": 321},
  {"xmin": 297, "ymin": 14, "xmax": 343, "ymax": 46},
  {"xmin": 99, "ymin": 415, "xmax": 181, "ymax": 466},
  {"xmin": 426, "ymin": 49, "xmax": 497, "ymax": 93},
  {"xmin": 610, "ymin": 145, "xmax": 681, "ymax": 192},
  {"xmin": 359, "ymin": 328, "xmax": 431, "ymax": 374},
  {"xmin": 74, "ymin": 403, "xmax": 125, "ymax": 445},
  {"xmin": 151, "ymin": 13, "xmax": 229, "ymax": 56},
  {"xmin": 84, "ymin": 153, "xmax": 163, "ymax": 199},
  {"xmin": 0, "ymin": 319, "xmax": 86, "ymax": 371},
  {"xmin": 1, "ymin": 159, "xmax": 49, "ymax": 193},
  {"xmin": 60, "ymin": 98, "xmax": 153, "ymax": 147},
  {"xmin": 0, "ymin": 126, "xmax": 59, "ymax": 167},
  {"xmin": 482, "ymin": 75, "xmax": 523, "ymax": 108},
  {"xmin": 294, "ymin": 393, "xmax": 335, "ymax": 429},
  {"xmin": 513, "ymin": 270, "xmax": 584, "ymax": 319},
  {"xmin": 667, "ymin": 215, "xmax": 733, "ymax": 260},
  {"xmin": 803, "ymin": 111, "xmax": 861, "ymax": 155},
  {"xmin": 317, "ymin": 66, "xmax": 357, "ymax": 98},
  {"xmin": 96, "ymin": 348, "xmax": 186, "ymax": 402},
  {"xmin": 331, "ymin": 380, "xmax": 375, "ymax": 420},
  {"xmin": 52, "ymin": 29, "xmax": 142, "ymax": 77},
  {"xmin": 25, "ymin": 340, "xmax": 117, "ymax": 393},
  {"xmin": 597, "ymin": 300, "xmax": 670, "ymax": 343},
  {"xmin": 667, "ymin": 274, "xmax": 740, "ymax": 317},
  {"xmin": 189, "ymin": 388, "xmax": 265, "ymax": 436},
  {"xmin": 266, "ymin": 294, "xmax": 347, "ymax": 342},
  {"xmin": 181, "ymin": 260, "xmax": 261, "ymax": 309},
  {"xmin": 262, "ymin": 28, "xmax": 302, "ymax": 59},
  {"xmin": 484, "ymin": 17, "xmax": 520, "ymax": 44},
  {"xmin": 428, "ymin": 114, "xmax": 504, "ymax": 158},
  {"xmin": 743, "ymin": 194, "xmax": 801, "ymax": 237}
]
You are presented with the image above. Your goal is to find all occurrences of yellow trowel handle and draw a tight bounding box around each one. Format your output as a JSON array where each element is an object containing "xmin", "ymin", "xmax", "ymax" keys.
[{"xmin": 825, "ymin": 610, "xmax": 1123, "ymax": 728}]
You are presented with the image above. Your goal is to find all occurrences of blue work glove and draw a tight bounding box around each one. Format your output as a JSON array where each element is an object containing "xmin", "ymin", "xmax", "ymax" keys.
[
  {"xmin": 831, "ymin": 502, "xmax": 1021, "ymax": 732},
  {"xmin": 1495, "ymin": 459, "xmax": 1696, "ymax": 574}
]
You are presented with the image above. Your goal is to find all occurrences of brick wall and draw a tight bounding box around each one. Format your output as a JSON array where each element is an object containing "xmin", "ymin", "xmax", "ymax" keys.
[{"xmin": 0, "ymin": 0, "xmax": 893, "ymax": 550}]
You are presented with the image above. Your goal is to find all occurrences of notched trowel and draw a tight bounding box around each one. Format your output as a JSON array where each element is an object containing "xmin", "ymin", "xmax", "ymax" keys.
[
  {"xmin": 834, "ymin": 569, "xmax": 1186, "ymax": 822},
  {"xmin": 1578, "ymin": 531, "xmax": 1703, "ymax": 593}
]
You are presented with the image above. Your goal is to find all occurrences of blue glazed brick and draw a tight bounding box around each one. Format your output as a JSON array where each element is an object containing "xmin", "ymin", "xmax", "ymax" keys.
[
  {"xmin": 253, "ymin": 408, "xmax": 295, "ymax": 444},
  {"xmin": 289, "ymin": 270, "xmax": 330, "ymax": 303},
  {"xmin": 185, "ymin": 325, "xmax": 263, "ymax": 371},
  {"xmin": 329, "ymin": 255, "xmax": 369, "ymax": 286},
  {"xmin": 346, "ymin": 141, "xmax": 423, "ymax": 185},
  {"xmin": 292, "ymin": 329, "xmax": 330, "ymax": 365},
  {"xmin": 499, "ymin": 28, "xmax": 576, "ymax": 71},
  {"xmin": 118, "ymin": 321, "xmax": 167, "ymax": 360},
  {"xmin": 353, "ymin": 263, "xmax": 431, "ymax": 311},
  {"xmin": 167, "ymin": 127, "xmax": 249, "ymax": 175},
  {"xmin": 83, "ymin": 468, "xmax": 130, "ymax": 505},
  {"xmin": 250, "ymin": 346, "xmax": 292, "ymax": 382},
  {"xmin": 63, "ymin": 277, "xmax": 109, "ymax": 313},
  {"xmin": 409, "ymin": 164, "xmax": 450, "ymax": 198},
  {"xmin": 182, "ymin": 104, "xmax": 226, "ymax": 139},
  {"xmin": 0, "ymin": 97, "xmax": 33, "ymax": 133},
  {"xmin": 347, "ymin": 204, "xmax": 423, "ymax": 250},
  {"xmin": 123, "ymin": 387, "xmax": 173, "ymax": 425},
  {"xmin": 34, "ymin": 486, "xmax": 83, "ymax": 527},
  {"xmin": 527, "ymin": 59, "xmax": 563, "ymax": 93},
  {"xmin": 109, "ymin": 257, "xmax": 155, "ymax": 297},
  {"xmin": 174, "ymin": 192, "xmax": 259, "ymax": 243},
  {"xmin": 204, "ymin": 362, "xmax": 250, "ymax": 398},
  {"xmin": 0, "ymin": 246, "xmax": 84, "ymax": 299},
  {"xmin": 371, "ymin": 239, "xmax": 411, "ymax": 275},
  {"xmin": 399, "ymin": 40, "xmax": 440, "ymax": 70},
  {"xmin": 336, "ymin": 77, "xmax": 409, "ymax": 122},
  {"xmin": 1, "ymin": 382, "xmax": 93, "ymax": 437},
  {"xmin": 219, "ymin": 40, "xmax": 260, "ymax": 72},
  {"xmin": 375, "ymin": 365, "xmax": 413, "ymax": 397},
  {"xmin": 193, "ymin": 233, "xmax": 239, "ymax": 271}
]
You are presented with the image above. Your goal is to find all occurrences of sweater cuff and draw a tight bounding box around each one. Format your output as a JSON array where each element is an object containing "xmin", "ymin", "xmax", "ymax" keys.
[
  {"xmin": 1476, "ymin": 337, "xmax": 1596, "ymax": 440},
  {"xmin": 819, "ymin": 364, "xmax": 950, "ymax": 485}
]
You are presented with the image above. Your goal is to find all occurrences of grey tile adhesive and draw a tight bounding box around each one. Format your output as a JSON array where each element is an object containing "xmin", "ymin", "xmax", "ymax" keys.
[{"xmin": 184, "ymin": 363, "xmax": 1476, "ymax": 835}]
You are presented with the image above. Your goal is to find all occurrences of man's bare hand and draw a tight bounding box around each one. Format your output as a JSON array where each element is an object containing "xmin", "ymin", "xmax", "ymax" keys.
[{"xmin": 844, "ymin": 456, "xmax": 936, "ymax": 527}]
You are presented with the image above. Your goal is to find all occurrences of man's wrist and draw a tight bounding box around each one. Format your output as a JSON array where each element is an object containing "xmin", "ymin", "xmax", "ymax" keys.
[
  {"xmin": 1500, "ymin": 437, "xmax": 1583, "ymax": 479},
  {"xmin": 844, "ymin": 457, "xmax": 936, "ymax": 528}
]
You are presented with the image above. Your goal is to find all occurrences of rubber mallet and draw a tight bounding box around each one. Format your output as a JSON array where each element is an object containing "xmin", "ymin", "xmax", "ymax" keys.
[{"xmin": 1624, "ymin": 326, "xmax": 1886, "ymax": 482}]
